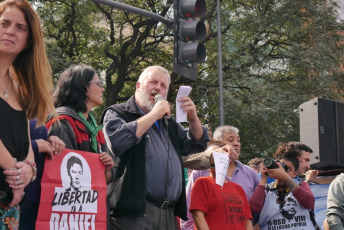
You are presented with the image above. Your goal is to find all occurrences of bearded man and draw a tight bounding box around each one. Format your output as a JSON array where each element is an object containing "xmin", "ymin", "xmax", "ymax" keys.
[
  {"xmin": 102, "ymin": 66, "xmax": 209, "ymax": 230},
  {"xmin": 281, "ymin": 197, "xmax": 297, "ymax": 221}
]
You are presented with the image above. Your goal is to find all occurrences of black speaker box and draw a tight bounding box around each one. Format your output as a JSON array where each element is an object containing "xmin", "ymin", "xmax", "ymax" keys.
[{"xmin": 298, "ymin": 97, "xmax": 344, "ymax": 164}]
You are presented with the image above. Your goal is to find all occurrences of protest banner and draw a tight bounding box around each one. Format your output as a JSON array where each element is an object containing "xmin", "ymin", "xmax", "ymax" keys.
[{"xmin": 36, "ymin": 149, "xmax": 107, "ymax": 230}]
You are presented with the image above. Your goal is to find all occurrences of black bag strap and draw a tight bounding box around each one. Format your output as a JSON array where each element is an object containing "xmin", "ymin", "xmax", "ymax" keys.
[{"xmin": 309, "ymin": 210, "xmax": 321, "ymax": 230}]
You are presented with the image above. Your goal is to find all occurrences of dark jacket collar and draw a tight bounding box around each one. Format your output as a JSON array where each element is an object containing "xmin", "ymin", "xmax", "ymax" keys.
[{"xmin": 125, "ymin": 95, "xmax": 145, "ymax": 116}]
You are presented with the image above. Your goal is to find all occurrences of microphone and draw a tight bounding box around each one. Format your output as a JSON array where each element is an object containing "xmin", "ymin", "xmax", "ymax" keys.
[
  {"xmin": 154, "ymin": 94, "xmax": 165, "ymax": 103},
  {"xmin": 154, "ymin": 94, "xmax": 170, "ymax": 119}
]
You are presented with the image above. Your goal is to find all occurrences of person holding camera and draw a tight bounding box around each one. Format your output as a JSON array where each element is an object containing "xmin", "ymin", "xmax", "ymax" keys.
[{"xmin": 249, "ymin": 143, "xmax": 318, "ymax": 230}]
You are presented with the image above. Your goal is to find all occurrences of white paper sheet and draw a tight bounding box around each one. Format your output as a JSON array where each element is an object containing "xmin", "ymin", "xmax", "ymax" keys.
[
  {"xmin": 213, "ymin": 151, "xmax": 230, "ymax": 187},
  {"xmin": 176, "ymin": 85, "xmax": 192, "ymax": 122}
]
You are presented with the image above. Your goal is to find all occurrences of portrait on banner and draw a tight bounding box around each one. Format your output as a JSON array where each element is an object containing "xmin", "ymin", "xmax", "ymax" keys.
[{"xmin": 51, "ymin": 153, "xmax": 98, "ymax": 213}]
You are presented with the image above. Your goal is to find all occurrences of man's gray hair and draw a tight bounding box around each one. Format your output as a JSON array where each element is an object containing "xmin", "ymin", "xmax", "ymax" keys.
[
  {"xmin": 213, "ymin": 125, "xmax": 239, "ymax": 141},
  {"xmin": 137, "ymin": 66, "xmax": 171, "ymax": 86}
]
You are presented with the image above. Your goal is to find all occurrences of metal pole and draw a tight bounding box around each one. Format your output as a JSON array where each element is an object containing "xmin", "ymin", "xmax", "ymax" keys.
[
  {"xmin": 91, "ymin": 0, "xmax": 173, "ymax": 29},
  {"xmin": 216, "ymin": 0, "xmax": 224, "ymax": 125}
]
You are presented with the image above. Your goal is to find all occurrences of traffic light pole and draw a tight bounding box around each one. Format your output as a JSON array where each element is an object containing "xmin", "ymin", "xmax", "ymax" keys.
[
  {"xmin": 92, "ymin": 0, "xmax": 173, "ymax": 29},
  {"xmin": 216, "ymin": 0, "xmax": 225, "ymax": 125}
]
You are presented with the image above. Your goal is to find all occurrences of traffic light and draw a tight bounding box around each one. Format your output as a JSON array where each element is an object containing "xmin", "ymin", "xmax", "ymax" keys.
[{"xmin": 173, "ymin": 0, "xmax": 207, "ymax": 81}]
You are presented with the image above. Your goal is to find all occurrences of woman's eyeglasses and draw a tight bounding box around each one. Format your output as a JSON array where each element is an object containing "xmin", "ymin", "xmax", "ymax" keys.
[{"xmin": 88, "ymin": 81, "xmax": 104, "ymax": 88}]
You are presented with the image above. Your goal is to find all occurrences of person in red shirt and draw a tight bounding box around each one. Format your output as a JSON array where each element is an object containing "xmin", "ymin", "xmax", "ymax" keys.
[{"xmin": 190, "ymin": 144, "xmax": 253, "ymax": 230}]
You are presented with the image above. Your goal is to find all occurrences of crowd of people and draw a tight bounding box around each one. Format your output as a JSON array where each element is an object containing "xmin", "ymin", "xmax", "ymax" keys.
[{"xmin": 1, "ymin": 0, "xmax": 343, "ymax": 230}]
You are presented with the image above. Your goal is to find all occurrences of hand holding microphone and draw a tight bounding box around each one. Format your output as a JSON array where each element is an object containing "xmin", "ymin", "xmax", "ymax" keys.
[{"xmin": 153, "ymin": 94, "xmax": 170, "ymax": 119}]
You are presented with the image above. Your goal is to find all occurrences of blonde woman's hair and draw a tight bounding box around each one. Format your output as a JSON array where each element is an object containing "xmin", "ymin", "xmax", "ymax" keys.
[{"xmin": 0, "ymin": 0, "xmax": 55, "ymax": 125}]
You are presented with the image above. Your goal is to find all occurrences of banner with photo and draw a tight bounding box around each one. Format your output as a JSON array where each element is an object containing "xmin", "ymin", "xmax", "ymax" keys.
[{"xmin": 36, "ymin": 148, "xmax": 107, "ymax": 230}]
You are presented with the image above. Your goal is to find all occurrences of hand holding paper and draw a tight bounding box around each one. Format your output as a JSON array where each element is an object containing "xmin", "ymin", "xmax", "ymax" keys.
[
  {"xmin": 224, "ymin": 145, "xmax": 239, "ymax": 162},
  {"xmin": 176, "ymin": 86, "xmax": 192, "ymax": 122}
]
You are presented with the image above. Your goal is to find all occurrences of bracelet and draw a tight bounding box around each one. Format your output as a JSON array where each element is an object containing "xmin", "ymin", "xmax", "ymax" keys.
[{"xmin": 24, "ymin": 160, "xmax": 37, "ymax": 182}]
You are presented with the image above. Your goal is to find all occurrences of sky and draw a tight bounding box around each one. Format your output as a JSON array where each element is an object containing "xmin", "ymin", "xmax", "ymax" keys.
[{"xmin": 337, "ymin": 0, "xmax": 344, "ymax": 20}]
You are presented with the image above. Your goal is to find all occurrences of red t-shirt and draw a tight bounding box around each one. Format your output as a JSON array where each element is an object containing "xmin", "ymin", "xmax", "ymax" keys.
[{"xmin": 190, "ymin": 177, "xmax": 252, "ymax": 230}]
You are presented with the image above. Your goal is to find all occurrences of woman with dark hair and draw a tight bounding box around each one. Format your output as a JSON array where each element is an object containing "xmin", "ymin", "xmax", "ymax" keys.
[
  {"xmin": 46, "ymin": 65, "xmax": 114, "ymax": 229},
  {"xmin": 46, "ymin": 64, "xmax": 114, "ymax": 182},
  {"xmin": 0, "ymin": 0, "xmax": 55, "ymax": 228},
  {"xmin": 249, "ymin": 144, "xmax": 318, "ymax": 230}
]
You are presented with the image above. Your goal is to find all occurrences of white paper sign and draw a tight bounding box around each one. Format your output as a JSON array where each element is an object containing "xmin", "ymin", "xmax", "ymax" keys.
[
  {"xmin": 213, "ymin": 151, "xmax": 230, "ymax": 187},
  {"xmin": 176, "ymin": 85, "xmax": 192, "ymax": 122}
]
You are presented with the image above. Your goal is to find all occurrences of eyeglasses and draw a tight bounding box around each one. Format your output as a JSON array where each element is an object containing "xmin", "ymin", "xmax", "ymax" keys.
[{"xmin": 88, "ymin": 81, "xmax": 104, "ymax": 88}]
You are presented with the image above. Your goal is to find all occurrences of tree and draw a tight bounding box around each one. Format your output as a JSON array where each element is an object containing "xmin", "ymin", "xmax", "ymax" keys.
[
  {"xmin": 193, "ymin": 0, "xmax": 344, "ymax": 162},
  {"xmin": 34, "ymin": 0, "xmax": 179, "ymax": 103},
  {"xmin": 33, "ymin": 0, "xmax": 344, "ymax": 163}
]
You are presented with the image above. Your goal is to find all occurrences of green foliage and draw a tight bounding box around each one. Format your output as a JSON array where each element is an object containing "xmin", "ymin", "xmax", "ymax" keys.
[
  {"xmin": 32, "ymin": 0, "xmax": 344, "ymax": 164},
  {"xmin": 193, "ymin": 0, "xmax": 344, "ymax": 163}
]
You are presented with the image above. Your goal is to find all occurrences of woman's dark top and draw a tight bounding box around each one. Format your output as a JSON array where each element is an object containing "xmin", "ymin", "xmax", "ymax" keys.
[
  {"xmin": 24, "ymin": 120, "xmax": 47, "ymax": 202},
  {"xmin": 0, "ymin": 97, "xmax": 29, "ymax": 192}
]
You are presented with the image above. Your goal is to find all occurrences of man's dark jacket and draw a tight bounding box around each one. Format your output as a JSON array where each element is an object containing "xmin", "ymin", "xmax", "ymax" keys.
[{"xmin": 101, "ymin": 96, "xmax": 204, "ymax": 220}]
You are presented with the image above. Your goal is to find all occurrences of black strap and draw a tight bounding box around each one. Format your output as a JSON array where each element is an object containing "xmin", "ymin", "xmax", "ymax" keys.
[
  {"xmin": 309, "ymin": 210, "xmax": 321, "ymax": 230},
  {"xmin": 146, "ymin": 196, "xmax": 175, "ymax": 209}
]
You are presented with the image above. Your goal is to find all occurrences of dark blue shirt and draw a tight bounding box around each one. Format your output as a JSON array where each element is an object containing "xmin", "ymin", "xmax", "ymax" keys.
[{"xmin": 24, "ymin": 119, "xmax": 48, "ymax": 202}]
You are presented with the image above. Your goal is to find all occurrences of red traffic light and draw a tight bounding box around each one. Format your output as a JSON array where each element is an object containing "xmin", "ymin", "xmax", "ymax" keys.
[{"xmin": 180, "ymin": 0, "xmax": 206, "ymax": 18}]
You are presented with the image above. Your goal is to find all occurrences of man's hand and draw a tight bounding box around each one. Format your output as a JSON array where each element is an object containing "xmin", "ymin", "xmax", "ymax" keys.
[
  {"xmin": 178, "ymin": 96, "xmax": 199, "ymax": 122},
  {"xmin": 178, "ymin": 96, "xmax": 204, "ymax": 140},
  {"xmin": 150, "ymin": 100, "xmax": 171, "ymax": 120},
  {"xmin": 222, "ymin": 145, "xmax": 239, "ymax": 162},
  {"xmin": 136, "ymin": 99, "xmax": 171, "ymax": 137},
  {"xmin": 305, "ymin": 170, "xmax": 319, "ymax": 183},
  {"xmin": 209, "ymin": 145, "xmax": 239, "ymax": 165}
]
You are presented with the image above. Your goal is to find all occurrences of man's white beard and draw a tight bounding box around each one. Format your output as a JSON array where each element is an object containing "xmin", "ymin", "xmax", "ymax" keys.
[{"xmin": 138, "ymin": 89, "xmax": 158, "ymax": 112}]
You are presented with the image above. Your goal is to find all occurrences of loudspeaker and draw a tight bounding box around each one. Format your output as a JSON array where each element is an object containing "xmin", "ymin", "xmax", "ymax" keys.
[{"xmin": 298, "ymin": 97, "xmax": 344, "ymax": 164}]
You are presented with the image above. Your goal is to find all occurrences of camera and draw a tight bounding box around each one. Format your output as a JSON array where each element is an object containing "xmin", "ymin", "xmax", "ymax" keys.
[{"xmin": 263, "ymin": 157, "xmax": 288, "ymax": 172}]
